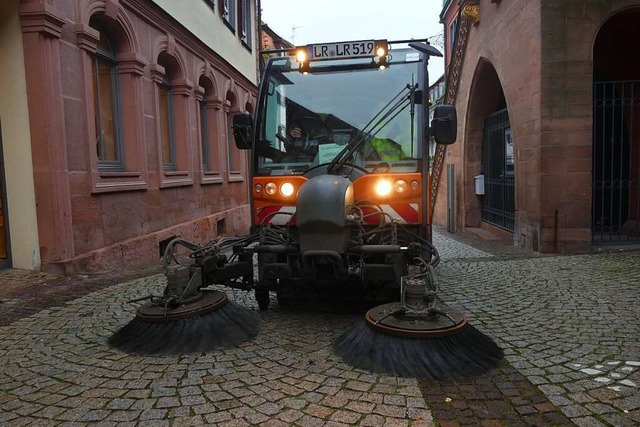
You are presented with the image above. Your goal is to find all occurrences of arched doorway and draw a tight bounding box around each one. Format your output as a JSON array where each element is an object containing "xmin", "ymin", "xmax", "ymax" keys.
[
  {"xmin": 592, "ymin": 7, "xmax": 640, "ymax": 243},
  {"xmin": 465, "ymin": 59, "xmax": 514, "ymax": 232}
]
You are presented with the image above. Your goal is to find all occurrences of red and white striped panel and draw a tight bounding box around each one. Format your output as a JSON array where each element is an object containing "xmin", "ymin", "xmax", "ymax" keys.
[{"xmin": 380, "ymin": 203, "xmax": 419, "ymax": 224}]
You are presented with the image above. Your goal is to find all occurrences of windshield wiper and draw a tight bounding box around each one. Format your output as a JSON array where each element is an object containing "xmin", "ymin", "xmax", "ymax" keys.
[{"xmin": 327, "ymin": 83, "xmax": 417, "ymax": 174}]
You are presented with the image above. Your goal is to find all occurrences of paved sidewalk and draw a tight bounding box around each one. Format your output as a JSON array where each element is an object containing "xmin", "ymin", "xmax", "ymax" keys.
[{"xmin": 0, "ymin": 229, "xmax": 638, "ymax": 426}]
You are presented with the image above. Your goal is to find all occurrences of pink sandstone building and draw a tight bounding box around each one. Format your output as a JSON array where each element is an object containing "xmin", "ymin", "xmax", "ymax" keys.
[
  {"xmin": 434, "ymin": 0, "xmax": 640, "ymax": 252},
  {"xmin": 0, "ymin": 0, "xmax": 259, "ymax": 273}
]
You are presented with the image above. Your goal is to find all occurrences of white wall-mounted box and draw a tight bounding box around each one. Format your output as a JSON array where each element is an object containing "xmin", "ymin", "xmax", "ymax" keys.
[{"xmin": 474, "ymin": 174, "xmax": 485, "ymax": 195}]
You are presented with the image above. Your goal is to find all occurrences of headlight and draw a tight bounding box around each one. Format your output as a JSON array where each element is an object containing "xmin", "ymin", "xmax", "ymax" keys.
[
  {"xmin": 265, "ymin": 182, "xmax": 277, "ymax": 195},
  {"xmin": 254, "ymin": 184, "xmax": 263, "ymax": 193},
  {"xmin": 411, "ymin": 180, "xmax": 420, "ymax": 190},
  {"xmin": 280, "ymin": 182, "xmax": 294, "ymax": 197},
  {"xmin": 296, "ymin": 49, "xmax": 307, "ymax": 63},
  {"xmin": 375, "ymin": 179, "xmax": 393, "ymax": 196},
  {"xmin": 394, "ymin": 180, "xmax": 408, "ymax": 193},
  {"xmin": 376, "ymin": 46, "xmax": 387, "ymax": 58}
]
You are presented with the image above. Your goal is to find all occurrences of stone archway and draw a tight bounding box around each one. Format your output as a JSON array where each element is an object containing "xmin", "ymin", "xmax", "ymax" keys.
[
  {"xmin": 464, "ymin": 58, "xmax": 512, "ymax": 232},
  {"xmin": 592, "ymin": 6, "xmax": 640, "ymax": 242}
]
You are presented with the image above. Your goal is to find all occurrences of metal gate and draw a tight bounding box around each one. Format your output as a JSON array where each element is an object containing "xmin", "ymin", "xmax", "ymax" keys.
[
  {"xmin": 481, "ymin": 108, "xmax": 515, "ymax": 231},
  {"xmin": 593, "ymin": 81, "xmax": 640, "ymax": 243},
  {"xmin": 0, "ymin": 119, "xmax": 11, "ymax": 269}
]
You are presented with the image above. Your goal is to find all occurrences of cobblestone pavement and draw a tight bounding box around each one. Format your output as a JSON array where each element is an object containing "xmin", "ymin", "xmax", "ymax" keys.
[
  {"xmin": 430, "ymin": 229, "xmax": 640, "ymax": 426},
  {"xmin": 0, "ymin": 230, "xmax": 638, "ymax": 426}
]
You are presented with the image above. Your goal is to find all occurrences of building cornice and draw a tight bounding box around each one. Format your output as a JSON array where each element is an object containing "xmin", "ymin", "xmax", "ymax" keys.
[{"xmin": 19, "ymin": 2, "xmax": 66, "ymax": 38}]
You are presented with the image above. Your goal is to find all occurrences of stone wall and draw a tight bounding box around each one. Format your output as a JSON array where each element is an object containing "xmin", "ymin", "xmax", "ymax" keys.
[{"xmin": 436, "ymin": 0, "xmax": 640, "ymax": 252}]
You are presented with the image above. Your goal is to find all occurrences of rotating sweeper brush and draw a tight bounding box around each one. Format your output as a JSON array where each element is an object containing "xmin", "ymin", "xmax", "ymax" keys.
[
  {"xmin": 333, "ymin": 263, "xmax": 503, "ymax": 379},
  {"xmin": 108, "ymin": 238, "xmax": 259, "ymax": 355}
]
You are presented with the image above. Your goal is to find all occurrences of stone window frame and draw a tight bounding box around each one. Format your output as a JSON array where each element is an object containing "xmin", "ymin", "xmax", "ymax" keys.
[
  {"xmin": 196, "ymin": 72, "xmax": 224, "ymax": 185},
  {"xmin": 158, "ymin": 69, "xmax": 176, "ymax": 170},
  {"xmin": 90, "ymin": 20, "xmax": 124, "ymax": 172},
  {"xmin": 77, "ymin": 14, "xmax": 148, "ymax": 194},
  {"xmin": 151, "ymin": 47, "xmax": 194, "ymax": 189}
]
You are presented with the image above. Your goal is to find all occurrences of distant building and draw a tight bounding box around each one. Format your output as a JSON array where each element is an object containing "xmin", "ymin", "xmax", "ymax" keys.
[
  {"xmin": 260, "ymin": 22, "xmax": 294, "ymax": 74},
  {"xmin": 261, "ymin": 22, "xmax": 294, "ymax": 52},
  {"xmin": 0, "ymin": 0, "xmax": 259, "ymax": 273},
  {"xmin": 435, "ymin": 0, "xmax": 640, "ymax": 252}
]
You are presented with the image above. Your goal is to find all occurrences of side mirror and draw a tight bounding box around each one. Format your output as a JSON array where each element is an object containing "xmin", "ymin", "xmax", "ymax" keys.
[
  {"xmin": 431, "ymin": 104, "xmax": 457, "ymax": 145},
  {"xmin": 232, "ymin": 112, "xmax": 253, "ymax": 150}
]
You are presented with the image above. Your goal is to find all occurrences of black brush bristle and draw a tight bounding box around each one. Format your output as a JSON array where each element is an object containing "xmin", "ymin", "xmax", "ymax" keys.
[
  {"xmin": 333, "ymin": 321, "xmax": 503, "ymax": 379},
  {"xmin": 108, "ymin": 301, "xmax": 260, "ymax": 355}
]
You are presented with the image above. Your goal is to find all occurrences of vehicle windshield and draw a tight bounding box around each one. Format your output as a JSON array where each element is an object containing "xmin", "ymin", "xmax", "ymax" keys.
[{"xmin": 255, "ymin": 49, "xmax": 424, "ymax": 176}]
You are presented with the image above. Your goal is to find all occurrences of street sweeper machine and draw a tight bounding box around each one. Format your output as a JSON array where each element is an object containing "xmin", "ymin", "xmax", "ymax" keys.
[{"xmin": 109, "ymin": 38, "xmax": 504, "ymax": 378}]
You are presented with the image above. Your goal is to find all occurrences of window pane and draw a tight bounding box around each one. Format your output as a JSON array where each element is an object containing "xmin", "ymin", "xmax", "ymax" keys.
[
  {"xmin": 227, "ymin": 112, "xmax": 234, "ymax": 168},
  {"xmin": 159, "ymin": 86, "xmax": 173, "ymax": 167},
  {"xmin": 200, "ymin": 101, "xmax": 210, "ymax": 170},
  {"xmin": 93, "ymin": 58, "xmax": 119, "ymax": 162}
]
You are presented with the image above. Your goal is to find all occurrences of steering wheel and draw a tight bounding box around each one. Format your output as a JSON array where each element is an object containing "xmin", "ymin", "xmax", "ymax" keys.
[{"xmin": 303, "ymin": 162, "xmax": 368, "ymax": 180}]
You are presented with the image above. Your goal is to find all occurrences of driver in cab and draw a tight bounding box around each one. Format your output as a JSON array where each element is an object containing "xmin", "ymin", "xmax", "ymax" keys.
[{"xmin": 276, "ymin": 120, "xmax": 305, "ymax": 162}]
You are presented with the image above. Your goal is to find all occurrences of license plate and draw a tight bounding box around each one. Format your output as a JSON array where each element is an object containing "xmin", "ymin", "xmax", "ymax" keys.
[{"xmin": 309, "ymin": 40, "xmax": 376, "ymax": 60}]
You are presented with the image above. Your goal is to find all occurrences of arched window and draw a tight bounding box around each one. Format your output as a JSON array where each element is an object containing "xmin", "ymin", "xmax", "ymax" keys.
[
  {"xmin": 226, "ymin": 91, "xmax": 238, "ymax": 174},
  {"xmin": 196, "ymin": 76, "xmax": 222, "ymax": 184},
  {"xmin": 158, "ymin": 65, "xmax": 175, "ymax": 170},
  {"xmin": 199, "ymin": 96, "xmax": 209, "ymax": 171},
  {"xmin": 90, "ymin": 19, "xmax": 123, "ymax": 171},
  {"xmin": 152, "ymin": 50, "xmax": 193, "ymax": 186},
  {"xmin": 198, "ymin": 76, "xmax": 218, "ymax": 174},
  {"xmin": 80, "ymin": 13, "xmax": 147, "ymax": 193}
]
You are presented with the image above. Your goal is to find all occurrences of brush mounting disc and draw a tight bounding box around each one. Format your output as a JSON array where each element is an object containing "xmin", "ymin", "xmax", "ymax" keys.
[
  {"xmin": 136, "ymin": 290, "xmax": 228, "ymax": 322},
  {"xmin": 365, "ymin": 302, "xmax": 467, "ymax": 338}
]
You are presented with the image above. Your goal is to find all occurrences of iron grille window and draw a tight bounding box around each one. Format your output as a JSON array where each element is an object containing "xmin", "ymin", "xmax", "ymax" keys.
[
  {"xmin": 481, "ymin": 109, "xmax": 514, "ymax": 232},
  {"xmin": 592, "ymin": 81, "xmax": 640, "ymax": 242},
  {"xmin": 159, "ymin": 73, "xmax": 175, "ymax": 170},
  {"xmin": 91, "ymin": 25, "xmax": 124, "ymax": 172}
]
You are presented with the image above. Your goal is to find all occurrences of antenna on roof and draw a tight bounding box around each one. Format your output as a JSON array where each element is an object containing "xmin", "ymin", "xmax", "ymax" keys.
[{"xmin": 291, "ymin": 25, "xmax": 302, "ymax": 44}]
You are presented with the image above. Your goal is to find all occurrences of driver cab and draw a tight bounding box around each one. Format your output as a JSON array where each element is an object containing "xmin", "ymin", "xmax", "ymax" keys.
[{"xmin": 253, "ymin": 48, "xmax": 430, "ymax": 177}]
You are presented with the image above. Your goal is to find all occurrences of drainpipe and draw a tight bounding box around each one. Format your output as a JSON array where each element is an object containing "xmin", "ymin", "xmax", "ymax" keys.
[{"xmin": 256, "ymin": 0, "xmax": 262, "ymax": 84}]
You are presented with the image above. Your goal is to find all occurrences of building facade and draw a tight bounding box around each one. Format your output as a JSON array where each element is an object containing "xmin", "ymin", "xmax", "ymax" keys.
[
  {"xmin": 434, "ymin": 0, "xmax": 640, "ymax": 252},
  {"xmin": 0, "ymin": 0, "xmax": 259, "ymax": 273}
]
